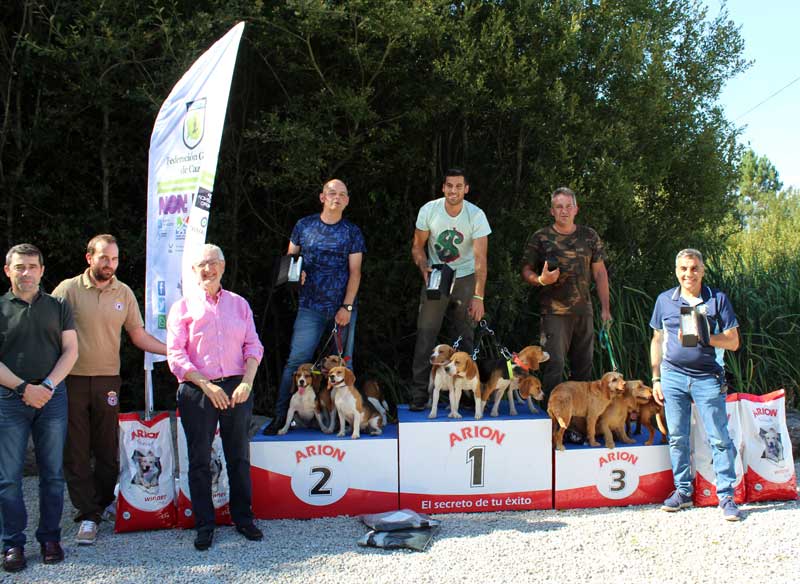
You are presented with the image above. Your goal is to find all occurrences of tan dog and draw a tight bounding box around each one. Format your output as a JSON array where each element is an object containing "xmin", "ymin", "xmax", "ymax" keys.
[
  {"xmin": 327, "ymin": 366, "xmax": 383, "ymax": 439},
  {"xmin": 547, "ymin": 371, "xmax": 626, "ymax": 450},
  {"xmin": 481, "ymin": 345, "xmax": 550, "ymax": 417},
  {"xmin": 278, "ymin": 363, "xmax": 328, "ymax": 435},
  {"xmin": 596, "ymin": 380, "xmax": 653, "ymax": 448},
  {"xmin": 443, "ymin": 351, "xmax": 482, "ymax": 419},
  {"xmin": 427, "ymin": 344, "xmax": 455, "ymax": 418},
  {"xmin": 636, "ymin": 394, "xmax": 668, "ymax": 445}
]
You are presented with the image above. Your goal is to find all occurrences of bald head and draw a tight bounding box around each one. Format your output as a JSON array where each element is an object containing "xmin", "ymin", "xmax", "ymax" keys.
[{"xmin": 319, "ymin": 178, "xmax": 350, "ymax": 212}]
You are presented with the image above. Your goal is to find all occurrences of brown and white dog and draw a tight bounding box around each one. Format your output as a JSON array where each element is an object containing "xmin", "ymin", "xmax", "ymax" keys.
[
  {"xmin": 596, "ymin": 380, "xmax": 653, "ymax": 448},
  {"xmin": 547, "ymin": 371, "xmax": 626, "ymax": 450},
  {"xmin": 363, "ymin": 379, "xmax": 390, "ymax": 426},
  {"xmin": 427, "ymin": 343, "xmax": 455, "ymax": 418},
  {"xmin": 318, "ymin": 355, "xmax": 346, "ymax": 432},
  {"xmin": 443, "ymin": 351, "xmax": 482, "ymax": 419},
  {"xmin": 480, "ymin": 345, "xmax": 549, "ymax": 417},
  {"xmin": 278, "ymin": 363, "xmax": 329, "ymax": 435},
  {"xmin": 327, "ymin": 366, "xmax": 383, "ymax": 439}
]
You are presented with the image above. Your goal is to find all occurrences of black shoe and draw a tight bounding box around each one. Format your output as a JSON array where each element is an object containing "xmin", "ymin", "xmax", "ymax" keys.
[
  {"xmin": 194, "ymin": 529, "xmax": 214, "ymax": 551},
  {"xmin": 235, "ymin": 523, "xmax": 263, "ymax": 541},
  {"xmin": 41, "ymin": 541, "xmax": 64, "ymax": 564},
  {"xmin": 408, "ymin": 402, "xmax": 426, "ymax": 412},
  {"xmin": 2, "ymin": 547, "xmax": 26, "ymax": 573},
  {"xmin": 262, "ymin": 415, "xmax": 286, "ymax": 436}
]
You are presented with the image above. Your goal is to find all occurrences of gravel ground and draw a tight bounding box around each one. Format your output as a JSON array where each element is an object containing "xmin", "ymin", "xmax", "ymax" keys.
[{"xmin": 6, "ymin": 464, "xmax": 800, "ymax": 584}]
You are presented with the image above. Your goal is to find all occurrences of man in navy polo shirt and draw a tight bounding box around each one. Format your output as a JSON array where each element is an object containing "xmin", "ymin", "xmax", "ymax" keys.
[
  {"xmin": 263, "ymin": 178, "xmax": 366, "ymax": 435},
  {"xmin": 650, "ymin": 248, "xmax": 741, "ymax": 521}
]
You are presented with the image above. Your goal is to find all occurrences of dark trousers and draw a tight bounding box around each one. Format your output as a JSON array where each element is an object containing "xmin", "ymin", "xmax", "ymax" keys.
[
  {"xmin": 177, "ymin": 377, "xmax": 253, "ymax": 531},
  {"xmin": 410, "ymin": 273, "xmax": 476, "ymax": 404},
  {"xmin": 540, "ymin": 313, "xmax": 595, "ymax": 395},
  {"xmin": 63, "ymin": 375, "xmax": 121, "ymax": 523}
]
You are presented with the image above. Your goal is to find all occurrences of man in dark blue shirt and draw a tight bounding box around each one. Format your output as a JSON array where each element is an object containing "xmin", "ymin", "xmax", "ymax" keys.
[
  {"xmin": 650, "ymin": 248, "xmax": 741, "ymax": 521},
  {"xmin": 264, "ymin": 179, "xmax": 366, "ymax": 434}
]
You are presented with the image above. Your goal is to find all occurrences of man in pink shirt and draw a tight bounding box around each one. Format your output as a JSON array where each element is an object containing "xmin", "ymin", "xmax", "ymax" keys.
[{"xmin": 166, "ymin": 243, "xmax": 264, "ymax": 551}]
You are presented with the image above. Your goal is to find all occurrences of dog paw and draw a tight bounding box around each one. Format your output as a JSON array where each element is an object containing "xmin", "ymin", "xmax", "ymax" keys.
[
  {"xmin": 337, "ymin": 432, "xmax": 346, "ymax": 437},
  {"xmin": 351, "ymin": 434, "xmax": 360, "ymax": 440},
  {"xmin": 489, "ymin": 412, "xmax": 499, "ymax": 417},
  {"xmin": 428, "ymin": 412, "xmax": 437, "ymax": 419},
  {"xmin": 605, "ymin": 443, "xmax": 616, "ymax": 449},
  {"xmin": 588, "ymin": 440, "xmax": 600, "ymax": 447},
  {"xmin": 277, "ymin": 429, "xmax": 288, "ymax": 435}
]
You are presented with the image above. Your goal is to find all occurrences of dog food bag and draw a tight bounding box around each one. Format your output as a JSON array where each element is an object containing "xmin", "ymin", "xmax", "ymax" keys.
[
  {"xmin": 361, "ymin": 509, "xmax": 441, "ymax": 531},
  {"xmin": 115, "ymin": 412, "xmax": 177, "ymax": 533},
  {"xmin": 176, "ymin": 410, "xmax": 232, "ymax": 528},
  {"xmin": 357, "ymin": 527, "xmax": 439, "ymax": 552},
  {"xmin": 739, "ymin": 389, "xmax": 798, "ymax": 502},
  {"xmin": 691, "ymin": 394, "xmax": 746, "ymax": 506}
]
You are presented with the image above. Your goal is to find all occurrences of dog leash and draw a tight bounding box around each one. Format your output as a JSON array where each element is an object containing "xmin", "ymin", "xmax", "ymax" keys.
[
  {"xmin": 598, "ymin": 322, "xmax": 619, "ymax": 372},
  {"xmin": 310, "ymin": 325, "xmax": 349, "ymax": 374}
]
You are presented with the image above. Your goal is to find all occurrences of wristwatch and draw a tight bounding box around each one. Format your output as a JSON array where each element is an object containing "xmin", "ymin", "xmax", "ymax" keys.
[
  {"xmin": 14, "ymin": 381, "xmax": 28, "ymax": 396},
  {"xmin": 341, "ymin": 304, "xmax": 353, "ymax": 312}
]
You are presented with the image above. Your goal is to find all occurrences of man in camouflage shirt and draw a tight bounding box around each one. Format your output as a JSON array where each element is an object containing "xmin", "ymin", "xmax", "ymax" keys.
[{"xmin": 521, "ymin": 187, "xmax": 611, "ymax": 395}]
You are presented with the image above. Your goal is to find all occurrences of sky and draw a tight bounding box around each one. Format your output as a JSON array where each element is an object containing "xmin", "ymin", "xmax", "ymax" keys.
[{"xmin": 708, "ymin": 0, "xmax": 800, "ymax": 189}]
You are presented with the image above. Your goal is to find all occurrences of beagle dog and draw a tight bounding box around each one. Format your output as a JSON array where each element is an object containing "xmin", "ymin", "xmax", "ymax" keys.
[
  {"xmin": 318, "ymin": 355, "xmax": 346, "ymax": 433},
  {"xmin": 363, "ymin": 378, "xmax": 390, "ymax": 426},
  {"xmin": 327, "ymin": 366, "xmax": 383, "ymax": 439},
  {"xmin": 427, "ymin": 343, "xmax": 455, "ymax": 418},
  {"xmin": 480, "ymin": 345, "xmax": 549, "ymax": 417},
  {"xmin": 278, "ymin": 363, "xmax": 329, "ymax": 435},
  {"xmin": 443, "ymin": 351, "xmax": 482, "ymax": 419}
]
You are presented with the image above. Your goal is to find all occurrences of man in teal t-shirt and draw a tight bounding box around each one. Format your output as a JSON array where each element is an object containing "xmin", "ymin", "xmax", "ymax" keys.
[{"xmin": 409, "ymin": 169, "xmax": 491, "ymax": 411}]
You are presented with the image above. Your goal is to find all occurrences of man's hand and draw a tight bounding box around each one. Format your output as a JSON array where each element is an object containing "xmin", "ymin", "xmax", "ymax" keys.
[
  {"xmin": 653, "ymin": 381, "xmax": 664, "ymax": 406},
  {"xmin": 22, "ymin": 384, "xmax": 54, "ymax": 409},
  {"xmin": 468, "ymin": 297, "xmax": 484, "ymax": 322},
  {"xmin": 418, "ymin": 263, "xmax": 432, "ymax": 285},
  {"xmin": 601, "ymin": 308, "xmax": 612, "ymax": 323},
  {"xmin": 335, "ymin": 307, "xmax": 352, "ymax": 327},
  {"xmin": 300, "ymin": 270, "xmax": 307, "ymax": 286},
  {"xmin": 230, "ymin": 382, "xmax": 252, "ymax": 406},
  {"xmin": 540, "ymin": 263, "xmax": 560, "ymax": 285},
  {"xmin": 201, "ymin": 381, "xmax": 230, "ymax": 410}
]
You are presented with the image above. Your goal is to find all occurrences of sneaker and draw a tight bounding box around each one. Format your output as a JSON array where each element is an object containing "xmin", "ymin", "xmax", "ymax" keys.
[
  {"xmin": 661, "ymin": 490, "xmax": 693, "ymax": 512},
  {"xmin": 102, "ymin": 501, "xmax": 116, "ymax": 522},
  {"xmin": 719, "ymin": 496, "xmax": 741, "ymax": 521},
  {"xmin": 75, "ymin": 520, "xmax": 98, "ymax": 545}
]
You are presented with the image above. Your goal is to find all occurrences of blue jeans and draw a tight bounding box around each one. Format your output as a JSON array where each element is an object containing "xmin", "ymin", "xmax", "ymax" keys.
[
  {"xmin": 661, "ymin": 367, "xmax": 737, "ymax": 498},
  {"xmin": 0, "ymin": 382, "xmax": 68, "ymax": 550},
  {"xmin": 275, "ymin": 307, "xmax": 357, "ymax": 416}
]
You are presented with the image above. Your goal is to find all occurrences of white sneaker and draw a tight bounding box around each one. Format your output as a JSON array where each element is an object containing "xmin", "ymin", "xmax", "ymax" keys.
[{"xmin": 76, "ymin": 520, "xmax": 98, "ymax": 545}]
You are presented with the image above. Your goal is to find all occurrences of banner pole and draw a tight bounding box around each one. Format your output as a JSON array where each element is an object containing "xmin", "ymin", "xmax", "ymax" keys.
[{"xmin": 144, "ymin": 354, "xmax": 154, "ymax": 421}]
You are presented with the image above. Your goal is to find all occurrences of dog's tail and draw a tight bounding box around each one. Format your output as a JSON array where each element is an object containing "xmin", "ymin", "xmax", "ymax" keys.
[{"xmin": 655, "ymin": 412, "xmax": 668, "ymax": 437}]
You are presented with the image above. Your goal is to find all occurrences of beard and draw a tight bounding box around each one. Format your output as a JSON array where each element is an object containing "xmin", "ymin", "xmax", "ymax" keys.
[{"xmin": 91, "ymin": 264, "xmax": 115, "ymax": 282}]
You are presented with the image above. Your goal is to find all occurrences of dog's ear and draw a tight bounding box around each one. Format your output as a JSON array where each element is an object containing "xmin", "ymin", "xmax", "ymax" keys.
[
  {"xmin": 465, "ymin": 356, "xmax": 478, "ymax": 380},
  {"xmin": 344, "ymin": 368, "xmax": 356, "ymax": 387},
  {"xmin": 133, "ymin": 450, "xmax": 144, "ymax": 460},
  {"xmin": 759, "ymin": 427, "xmax": 766, "ymax": 438}
]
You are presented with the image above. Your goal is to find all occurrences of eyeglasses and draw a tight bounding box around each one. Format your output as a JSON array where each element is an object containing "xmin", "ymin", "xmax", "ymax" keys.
[{"xmin": 194, "ymin": 259, "xmax": 222, "ymax": 269}]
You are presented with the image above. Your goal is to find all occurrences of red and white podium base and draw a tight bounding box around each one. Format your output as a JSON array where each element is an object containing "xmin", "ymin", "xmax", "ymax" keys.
[
  {"xmin": 250, "ymin": 422, "xmax": 399, "ymax": 519},
  {"xmin": 398, "ymin": 403, "xmax": 552, "ymax": 513}
]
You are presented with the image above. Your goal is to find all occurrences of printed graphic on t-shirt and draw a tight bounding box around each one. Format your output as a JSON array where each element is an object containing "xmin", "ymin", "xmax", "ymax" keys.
[{"xmin": 434, "ymin": 229, "xmax": 464, "ymax": 263}]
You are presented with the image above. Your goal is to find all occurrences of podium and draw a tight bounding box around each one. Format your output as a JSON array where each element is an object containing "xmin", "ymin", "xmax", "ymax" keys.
[
  {"xmin": 250, "ymin": 422, "xmax": 399, "ymax": 519},
  {"xmin": 398, "ymin": 403, "xmax": 552, "ymax": 513},
  {"xmin": 554, "ymin": 430, "xmax": 673, "ymax": 509}
]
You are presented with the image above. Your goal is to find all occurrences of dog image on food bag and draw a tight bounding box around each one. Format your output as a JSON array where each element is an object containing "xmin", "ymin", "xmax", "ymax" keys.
[
  {"xmin": 210, "ymin": 445, "xmax": 224, "ymax": 490},
  {"xmin": 759, "ymin": 426, "xmax": 785, "ymax": 464},
  {"xmin": 131, "ymin": 449, "xmax": 161, "ymax": 491}
]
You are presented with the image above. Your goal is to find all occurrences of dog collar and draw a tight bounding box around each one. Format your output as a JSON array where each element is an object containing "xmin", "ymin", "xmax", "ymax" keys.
[
  {"xmin": 506, "ymin": 359, "xmax": 515, "ymax": 379},
  {"xmin": 512, "ymin": 353, "xmax": 530, "ymax": 372}
]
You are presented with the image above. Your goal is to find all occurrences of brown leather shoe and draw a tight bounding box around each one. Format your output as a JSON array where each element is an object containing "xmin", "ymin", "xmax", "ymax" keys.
[
  {"xmin": 2, "ymin": 547, "xmax": 26, "ymax": 572},
  {"xmin": 41, "ymin": 541, "xmax": 64, "ymax": 564}
]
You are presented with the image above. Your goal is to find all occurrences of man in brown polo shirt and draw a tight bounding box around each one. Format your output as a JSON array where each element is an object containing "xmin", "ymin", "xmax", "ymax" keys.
[{"xmin": 52, "ymin": 234, "xmax": 166, "ymax": 545}]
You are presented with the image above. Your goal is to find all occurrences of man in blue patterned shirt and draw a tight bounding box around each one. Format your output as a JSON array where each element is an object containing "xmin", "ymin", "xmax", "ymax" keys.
[{"xmin": 264, "ymin": 179, "xmax": 366, "ymax": 434}]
